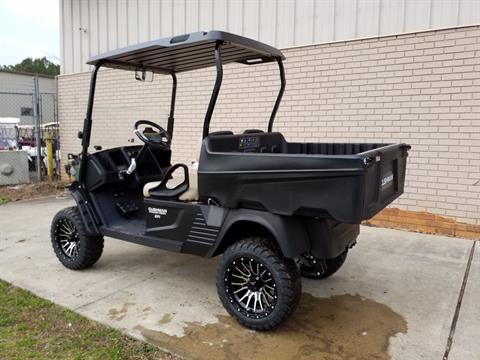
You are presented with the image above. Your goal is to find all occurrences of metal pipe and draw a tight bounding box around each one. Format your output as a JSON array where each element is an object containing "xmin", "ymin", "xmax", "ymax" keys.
[
  {"xmin": 46, "ymin": 131, "xmax": 54, "ymax": 181},
  {"xmin": 79, "ymin": 64, "xmax": 102, "ymax": 183},
  {"xmin": 167, "ymin": 72, "xmax": 177, "ymax": 138},
  {"xmin": 202, "ymin": 41, "xmax": 223, "ymax": 139},
  {"xmin": 267, "ymin": 58, "xmax": 286, "ymax": 132}
]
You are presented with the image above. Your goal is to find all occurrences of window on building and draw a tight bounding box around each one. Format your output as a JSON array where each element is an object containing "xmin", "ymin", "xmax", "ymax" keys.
[{"xmin": 21, "ymin": 107, "xmax": 33, "ymax": 116}]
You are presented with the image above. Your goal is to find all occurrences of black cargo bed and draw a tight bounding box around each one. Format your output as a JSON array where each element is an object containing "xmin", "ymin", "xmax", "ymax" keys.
[{"xmin": 198, "ymin": 132, "xmax": 409, "ymax": 224}]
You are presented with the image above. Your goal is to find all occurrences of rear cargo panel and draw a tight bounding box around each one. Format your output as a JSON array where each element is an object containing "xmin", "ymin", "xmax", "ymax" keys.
[{"xmin": 198, "ymin": 132, "xmax": 409, "ymax": 224}]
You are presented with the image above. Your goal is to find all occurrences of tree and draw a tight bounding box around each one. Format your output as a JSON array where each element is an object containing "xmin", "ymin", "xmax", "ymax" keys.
[{"xmin": 1, "ymin": 57, "xmax": 60, "ymax": 76}]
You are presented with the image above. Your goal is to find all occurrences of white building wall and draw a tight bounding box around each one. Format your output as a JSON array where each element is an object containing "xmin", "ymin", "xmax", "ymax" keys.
[
  {"xmin": 60, "ymin": 0, "xmax": 480, "ymax": 74},
  {"xmin": 0, "ymin": 71, "xmax": 55, "ymax": 94}
]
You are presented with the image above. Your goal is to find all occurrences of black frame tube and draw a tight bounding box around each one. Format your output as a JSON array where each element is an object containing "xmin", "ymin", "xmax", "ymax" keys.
[
  {"xmin": 78, "ymin": 44, "xmax": 283, "ymax": 181},
  {"xmin": 267, "ymin": 58, "xmax": 286, "ymax": 132},
  {"xmin": 202, "ymin": 41, "xmax": 223, "ymax": 138},
  {"xmin": 167, "ymin": 72, "xmax": 177, "ymax": 138},
  {"xmin": 79, "ymin": 64, "xmax": 102, "ymax": 182}
]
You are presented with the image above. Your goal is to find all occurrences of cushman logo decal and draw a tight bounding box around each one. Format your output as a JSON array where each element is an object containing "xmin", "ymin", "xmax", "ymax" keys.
[
  {"xmin": 148, "ymin": 207, "xmax": 168, "ymax": 219},
  {"xmin": 381, "ymin": 173, "xmax": 394, "ymax": 187}
]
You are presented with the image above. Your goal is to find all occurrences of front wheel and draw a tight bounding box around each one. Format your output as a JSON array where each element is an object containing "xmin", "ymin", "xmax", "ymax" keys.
[
  {"xmin": 216, "ymin": 237, "xmax": 301, "ymax": 331},
  {"xmin": 51, "ymin": 206, "xmax": 104, "ymax": 270}
]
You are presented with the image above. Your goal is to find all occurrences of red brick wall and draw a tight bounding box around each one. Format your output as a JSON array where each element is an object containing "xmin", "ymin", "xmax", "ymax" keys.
[{"xmin": 365, "ymin": 208, "xmax": 480, "ymax": 240}]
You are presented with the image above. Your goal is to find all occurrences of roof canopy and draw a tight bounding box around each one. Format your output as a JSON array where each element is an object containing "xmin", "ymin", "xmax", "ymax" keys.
[{"xmin": 87, "ymin": 31, "xmax": 285, "ymax": 74}]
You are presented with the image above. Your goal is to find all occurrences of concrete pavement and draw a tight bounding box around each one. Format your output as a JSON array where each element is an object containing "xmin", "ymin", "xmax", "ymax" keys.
[{"xmin": 0, "ymin": 197, "xmax": 478, "ymax": 359}]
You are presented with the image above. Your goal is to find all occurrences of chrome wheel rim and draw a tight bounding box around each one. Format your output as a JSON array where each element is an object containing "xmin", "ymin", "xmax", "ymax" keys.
[
  {"xmin": 224, "ymin": 257, "xmax": 277, "ymax": 319},
  {"xmin": 55, "ymin": 218, "xmax": 80, "ymax": 259}
]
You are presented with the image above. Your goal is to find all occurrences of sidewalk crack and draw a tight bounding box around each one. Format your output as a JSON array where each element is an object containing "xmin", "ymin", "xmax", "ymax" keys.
[
  {"xmin": 442, "ymin": 240, "xmax": 476, "ymax": 360},
  {"xmin": 72, "ymin": 274, "xmax": 157, "ymax": 312}
]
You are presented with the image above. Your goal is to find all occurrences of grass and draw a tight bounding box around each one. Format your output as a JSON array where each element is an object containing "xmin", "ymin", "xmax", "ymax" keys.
[
  {"xmin": 0, "ymin": 195, "xmax": 10, "ymax": 205},
  {"xmin": 0, "ymin": 280, "xmax": 173, "ymax": 360}
]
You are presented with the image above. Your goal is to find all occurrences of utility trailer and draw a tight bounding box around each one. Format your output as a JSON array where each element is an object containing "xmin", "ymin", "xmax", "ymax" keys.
[{"xmin": 51, "ymin": 31, "xmax": 410, "ymax": 330}]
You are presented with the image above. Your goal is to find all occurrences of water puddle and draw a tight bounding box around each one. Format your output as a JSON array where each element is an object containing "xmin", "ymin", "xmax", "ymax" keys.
[{"xmin": 137, "ymin": 293, "xmax": 407, "ymax": 360}]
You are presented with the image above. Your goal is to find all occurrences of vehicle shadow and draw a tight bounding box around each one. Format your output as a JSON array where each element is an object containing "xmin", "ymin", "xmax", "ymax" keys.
[{"xmin": 95, "ymin": 242, "xmax": 218, "ymax": 285}]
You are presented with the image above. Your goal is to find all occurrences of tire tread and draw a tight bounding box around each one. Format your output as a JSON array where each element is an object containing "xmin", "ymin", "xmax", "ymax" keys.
[
  {"xmin": 216, "ymin": 237, "xmax": 301, "ymax": 331},
  {"xmin": 51, "ymin": 206, "xmax": 103, "ymax": 270}
]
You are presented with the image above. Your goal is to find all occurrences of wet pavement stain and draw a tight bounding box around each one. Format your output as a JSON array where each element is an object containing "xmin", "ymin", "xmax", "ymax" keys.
[
  {"xmin": 137, "ymin": 293, "xmax": 407, "ymax": 360},
  {"xmin": 108, "ymin": 302, "xmax": 135, "ymax": 321},
  {"xmin": 158, "ymin": 313, "xmax": 174, "ymax": 325}
]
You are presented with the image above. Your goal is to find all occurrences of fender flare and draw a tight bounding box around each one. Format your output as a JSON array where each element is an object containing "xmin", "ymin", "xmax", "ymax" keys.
[
  {"xmin": 69, "ymin": 183, "xmax": 101, "ymax": 236},
  {"xmin": 210, "ymin": 208, "xmax": 310, "ymax": 258}
]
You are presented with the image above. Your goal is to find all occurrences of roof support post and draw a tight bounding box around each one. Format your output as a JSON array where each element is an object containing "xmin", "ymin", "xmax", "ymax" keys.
[
  {"xmin": 79, "ymin": 64, "xmax": 101, "ymax": 182},
  {"xmin": 167, "ymin": 72, "xmax": 177, "ymax": 139},
  {"xmin": 202, "ymin": 41, "xmax": 223, "ymax": 138},
  {"xmin": 267, "ymin": 58, "xmax": 286, "ymax": 132}
]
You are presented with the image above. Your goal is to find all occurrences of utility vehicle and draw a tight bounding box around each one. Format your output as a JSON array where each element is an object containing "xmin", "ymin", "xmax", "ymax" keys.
[
  {"xmin": 0, "ymin": 117, "xmax": 19, "ymax": 150},
  {"xmin": 51, "ymin": 31, "xmax": 410, "ymax": 330}
]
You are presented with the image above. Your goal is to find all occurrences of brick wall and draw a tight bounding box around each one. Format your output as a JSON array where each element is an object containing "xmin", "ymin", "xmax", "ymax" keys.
[{"xmin": 58, "ymin": 26, "xmax": 480, "ymax": 227}]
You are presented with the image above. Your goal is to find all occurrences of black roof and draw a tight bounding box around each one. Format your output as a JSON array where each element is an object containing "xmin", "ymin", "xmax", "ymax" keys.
[{"xmin": 87, "ymin": 31, "xmax": 285, "ymax": 74}]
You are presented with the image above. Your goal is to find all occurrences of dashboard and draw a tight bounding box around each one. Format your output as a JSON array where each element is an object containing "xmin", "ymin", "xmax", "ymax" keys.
[{"xmin": 83, "ymin": 145, "xmax": 171, "ymax": 191}]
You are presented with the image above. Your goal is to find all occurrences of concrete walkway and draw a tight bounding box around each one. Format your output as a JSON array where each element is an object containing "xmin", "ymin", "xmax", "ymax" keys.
[{"xmin": 0, "ymin": 197, "xmax": 478, "ymax": 359}]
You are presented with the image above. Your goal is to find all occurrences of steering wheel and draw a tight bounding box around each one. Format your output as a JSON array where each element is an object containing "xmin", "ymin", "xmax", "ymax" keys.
[{"xmin": 134, "ymin": 120, "xmax": 171, "ymax": 150}]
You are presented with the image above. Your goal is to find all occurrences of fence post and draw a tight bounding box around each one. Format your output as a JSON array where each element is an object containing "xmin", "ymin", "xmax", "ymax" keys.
[
  {"xmin": 54, "ymin": 77, "xmax": 60, "ymax": 179},
  {"xmin": 32, "ymin": 74, "xmax": 42, "ymax": 181},
  {"xmin": 45, "ymin": 130, "xmax": 54, "ymax": 181}
]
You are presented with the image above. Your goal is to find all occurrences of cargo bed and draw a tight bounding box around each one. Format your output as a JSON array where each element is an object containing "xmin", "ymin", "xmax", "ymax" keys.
[{"xmin": 198, "ymin": 132, "xmax": 410, "ymax": 223}]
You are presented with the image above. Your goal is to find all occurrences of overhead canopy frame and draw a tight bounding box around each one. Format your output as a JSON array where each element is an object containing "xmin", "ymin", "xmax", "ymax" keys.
[
  {"xmin": 80, "ymin": 31, "xmax": 286, "ymax": 181},
  {"xmin": 87, "ymin": 31, "xmax": 285, "ymax": 73}
]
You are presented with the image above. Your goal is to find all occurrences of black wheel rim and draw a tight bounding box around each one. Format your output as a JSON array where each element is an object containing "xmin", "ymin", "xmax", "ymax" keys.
[
  {"xmin": 55, "ymin": 218, "xmax": 80, "ymax": 259},
  {"xmin": 224, "ymin": 257, "xmax": 277, "ymax": 319}
]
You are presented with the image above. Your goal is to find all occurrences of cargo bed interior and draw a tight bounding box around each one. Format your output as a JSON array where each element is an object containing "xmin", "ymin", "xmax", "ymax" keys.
[{"xmin": 206, "ymin": 131, "xmax": 390, "ymax": 156}]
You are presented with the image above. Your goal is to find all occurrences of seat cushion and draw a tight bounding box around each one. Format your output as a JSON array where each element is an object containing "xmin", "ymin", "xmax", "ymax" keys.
[
  {"xmin": 143, "ymin": 172, "xmax": 198, "ymax": 201},
  {"xmin": 143, "ymin": 181, "xmax": 161, "ymax": 197}
]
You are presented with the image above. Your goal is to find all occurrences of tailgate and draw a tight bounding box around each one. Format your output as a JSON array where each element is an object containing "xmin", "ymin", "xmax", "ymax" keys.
[{"xmin": 360, "ymin": 143, "xmax": 410, "ymax": 220}]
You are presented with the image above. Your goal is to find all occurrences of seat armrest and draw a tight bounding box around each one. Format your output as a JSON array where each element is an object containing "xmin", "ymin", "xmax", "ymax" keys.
[{"xmin": 148, "ymin": 164, "xmax": 189, "ymax": 200}]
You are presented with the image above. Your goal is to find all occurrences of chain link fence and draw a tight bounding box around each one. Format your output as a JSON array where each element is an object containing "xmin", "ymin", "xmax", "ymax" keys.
[{"xmin": 0, "ymin": 71, "xmax": 60, "ymax": 183}]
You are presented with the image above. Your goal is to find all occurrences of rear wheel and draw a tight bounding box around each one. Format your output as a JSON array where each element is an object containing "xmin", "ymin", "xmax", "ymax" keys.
[
  {"xmin": 51, "ymin": 206, "xmax": 104, "ymax": 270},
  {"xmin": 300, "ymin": 251, "xmax": 347, "ymax": 279},
  {"xmin": 216, "ymin": 237, "xmax": 301, "ymax": 331}
]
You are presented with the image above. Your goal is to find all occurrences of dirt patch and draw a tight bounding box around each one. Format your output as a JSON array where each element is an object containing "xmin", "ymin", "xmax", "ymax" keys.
[
  {"xmin": 0, "ymin": 181, "xmax": 68, "ymax": 203},
  {"xmin": 137, "ymin": 293, "xmax": 407, "ymax": 360},
  {"xmin": 108, "ymin": 302, "xmax": 135, "ymax": 321}
]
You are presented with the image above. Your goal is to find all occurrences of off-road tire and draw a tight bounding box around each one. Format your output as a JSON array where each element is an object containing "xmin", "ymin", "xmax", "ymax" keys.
[
  {"xmin": 51, "ymin": 206, "xmax": 104, "ymax": 270},
  {"xmin": 300, "ymin": 251, "xmax": 347, "ymax": 279},
  {"xmin": 216, "ymin": 237, "xmax": 301, "ymax": 331}
]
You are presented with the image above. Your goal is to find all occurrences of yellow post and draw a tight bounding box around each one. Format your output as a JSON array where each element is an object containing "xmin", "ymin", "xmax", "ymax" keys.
[{"xmin": 45, "ymin": 131, "xmax": 54, "ymax": 181}]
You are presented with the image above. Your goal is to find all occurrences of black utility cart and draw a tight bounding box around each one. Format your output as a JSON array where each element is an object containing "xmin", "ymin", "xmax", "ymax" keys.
[{"xmin": 51, "ymin": 31, "xmax": 410, "ymax": 330}]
